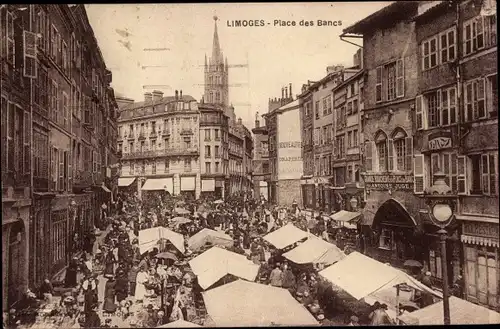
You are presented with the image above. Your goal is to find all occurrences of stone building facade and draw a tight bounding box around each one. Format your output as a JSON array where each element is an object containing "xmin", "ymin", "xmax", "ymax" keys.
[{"xmin": 252, "ymin": 113, "xmax": 269, "ymax": 201}]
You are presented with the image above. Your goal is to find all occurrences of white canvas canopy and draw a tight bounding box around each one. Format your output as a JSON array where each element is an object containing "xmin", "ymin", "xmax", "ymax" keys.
[
  {"xmin": 319, "ymin": 252, "xmax": 442, "ymax": 301},
  {"xmin": 202, "ymin": 280, "xmax": 319, "ymax": 327},
  {"xmin": 263, "ymin": 223, "xmax": 309, "ymax": 249},
  {"xmin": 283, "ymin": 236, "xmax": 345, "ymax": 265},
  {"xmin": 188, "ymin": 247, "xmax": 260, "ymax": 290},
  {"xmin": 187, "ymin": 228, "xmax": 234, "ymax": 251},
  {"xmin": 400, "ymin": 296, "xmax": 500, "ymax": 325},
  {"xmin": 138, "ymin": 226, "xmax": 185, "ymax": 254},
  {"xmin": 157, "ymin": 319, "xmax": 201, "ymax": 328}
]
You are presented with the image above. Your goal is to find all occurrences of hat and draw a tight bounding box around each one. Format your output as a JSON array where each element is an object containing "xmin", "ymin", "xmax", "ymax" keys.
[
  {"xmin": 317, "ymin": 314, "xmax": 325, "ymax": 320},
  {"xmin": 425, "ymin": 271, "xmax": 431, "ymax": 276},
  {"xmin": 350, "ymin": 315, "xmax": 359, "ymax": 322},
  {"xmin": 296, "ymin": 291, "xmax": 303, "ymax": 297}
]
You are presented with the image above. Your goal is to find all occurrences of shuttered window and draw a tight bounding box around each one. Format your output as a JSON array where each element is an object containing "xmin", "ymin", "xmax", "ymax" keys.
[{"xmin": 413, "ymin": 154, "xmax": 425, "ymax": 194}]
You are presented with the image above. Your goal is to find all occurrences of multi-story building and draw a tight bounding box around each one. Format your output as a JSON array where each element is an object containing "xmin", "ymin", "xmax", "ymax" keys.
[
  {"xmin": 202, "ymin": 16, "xmax": 253, "ymax": 198},
  {"xmin": 331, "ymin": 54, "xmax": 365, "ymax": 213},
  {"xmin": 264, "ymin": 85, "xmax": 302, "ymax": 206},
  {"xmin": 252, "ymin": 113, "xmax": 269, "ymax": 201},
  {"xmin": 116, "ymin": 90, "xmax": 201, "ymax": 199},
  {"xmin": 414, "ymin": 0, "xmax": 498, "ymax": 310},
  {"xmin": 199, "ymin": 102, "xmax": 229, "ymax": 199},
  {"xmin": 299, "ymin": 81, "xmax": 316, "ymax": 209},
  {"xmin": 1, "ymin": 4, "xmax": 118, "ymax": 310},
  {"xmin": 342, "ymin": 1, "xmax": 428, "ymax": 267}
]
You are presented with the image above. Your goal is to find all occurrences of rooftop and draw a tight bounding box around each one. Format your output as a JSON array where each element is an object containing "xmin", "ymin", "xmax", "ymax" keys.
[{"xmin": 118, "ymin": 95, "xmax": 197, "ymax": 112}]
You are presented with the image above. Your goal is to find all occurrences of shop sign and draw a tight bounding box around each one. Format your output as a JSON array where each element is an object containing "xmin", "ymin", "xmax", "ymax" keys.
[
  {"xmin": 463, "ymin": 222, "xmax": 499, "ymax": 239},
  {"xmin": 428, "ymin": 131, "xmax": 452, "ymax": 151},
  {"xmin": 364, "ymin": 174, "xmax": 413, "ymax": 191}
]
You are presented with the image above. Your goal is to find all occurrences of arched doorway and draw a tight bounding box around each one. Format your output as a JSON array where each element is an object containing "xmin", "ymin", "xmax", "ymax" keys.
[
  {"xmin": 8, "ymin": 220, "xmax": 26, "ymax": 308},
  {"xmin": 372, "ymin": 199, "xmax": 425, "ymax": 267}
]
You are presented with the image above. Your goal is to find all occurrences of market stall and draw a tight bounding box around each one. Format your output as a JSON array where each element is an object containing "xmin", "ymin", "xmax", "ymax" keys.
[
  {"xmin": 187, "ymin": 228, "xmax": 234, "ymax": 251},
  {"xmin": 399, "ymin": 296, "xmax": 500, "ymax": 325},
  {"xmin": 138, "ymin": 226, "xmax": 186, "ymax": 254},
  {"xmin": 188, "ymin": 247, "xmax": 260, "ymax": 290},
  {"xmin": 202, "ymin": 280, "xmax": 319, "ymax": 327},
  {"xmin": 263, "ymin": 223, "xmax": 309, "ymax": 250},
  {"xmin": 283, "ymin": 236, "xmax": 345, "ymax": 266},
  {"xmin": 157, "ymin": 319, "xmax": 202, "ymax": 327}
]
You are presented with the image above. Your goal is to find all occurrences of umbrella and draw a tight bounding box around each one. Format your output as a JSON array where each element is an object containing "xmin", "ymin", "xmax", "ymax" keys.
[
  {"xmin": 214, "ymin": 199, "xmax": 224, "ymax": 204},
  {"xmin": 174, "ymin": 208, "xmax": 191, "ymax": 215},
  {"xmin": 171, "ymin": 216, "xmax": 191, "ymax": 224},
  {"xmin": 155, "ymin": 252, "xmax": 178, "ymax": 262},
  {"xmin": 404, "ymin": 260, "xmax": 423, "ymax": 268}
]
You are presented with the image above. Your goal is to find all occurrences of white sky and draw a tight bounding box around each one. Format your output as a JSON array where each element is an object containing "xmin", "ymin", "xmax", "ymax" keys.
[{"xmin": 85, "ymin": 2, "xmax": 390, "ymax": 128}]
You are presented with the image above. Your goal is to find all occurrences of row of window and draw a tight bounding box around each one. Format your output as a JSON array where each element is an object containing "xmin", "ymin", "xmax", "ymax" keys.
[
  {"xmin": 365, "ymin": 128, "xmax": 413, "ymax": 172},
  {"xmin": 412, "ymin": 151, "xmax": 498, "ymax": 196},
  {"xmin": 421, "ymin": 14, "xmax": 497, "ymax": 72},
  {"xmin": 204, "ymin": 128, "xmax": 221, "ymax": 141},
  {"xmin": 416, "ymin": 74, "xmax": 498, "ymax": 130},
  {"xmin": 204, "ymin": 145, "xmax": 222, "ymax": 158}
]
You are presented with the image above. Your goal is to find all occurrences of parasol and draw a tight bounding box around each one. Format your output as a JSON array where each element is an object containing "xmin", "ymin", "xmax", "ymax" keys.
[
  {"xmin": 171, "ymin": 217, "xmax": 191, "ymax": 225},
  {"xmin": 403, "ymin": 260, "xmax": 423, "ymax": 268},
  {"xmin": 155, "ymin": 252, "xmax": 179, "ymax": 262},
  {"xmin": 213, "ymin": 199, "xmax": 224, "ymax": 204},
  {"xmin": 174, "ymin": 208, "xmax": 191, "ymax": 215}
]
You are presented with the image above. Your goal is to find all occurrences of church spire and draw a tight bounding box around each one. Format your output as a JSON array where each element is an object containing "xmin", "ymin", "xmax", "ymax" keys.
[{"xmin": 211, "ymin": 16, "xmax": 223, "ymax": 65}]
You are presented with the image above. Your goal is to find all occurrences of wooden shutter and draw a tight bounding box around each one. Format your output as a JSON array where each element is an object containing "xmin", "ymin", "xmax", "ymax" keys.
[
  {"xmin": 431, "ymin": 153, "xmax": 440, "ymax": 182},
  {"xmin": 1, "ymin": 97, "xmax": 7, "ymax": 173},
  {"xmin": 375, "ymin": 66, "xmax": 383, "ymax": 102},
  {"xmin": 24, "ymin": 111, "xmax": 31, "ymax": 174},
  {"xmin": 23, "ymin": 31, "xmax": 37, "ymax": 78},
  {"xmin": 413, "ymin": 154, "xmax": 425, "ymax": 194},
  {"xmin": 365, "ymin": 141, "xmax": 372, "ymax": 171},
  {"xmin": 396, "ymin": 59, "xmax": 404, "ymax": 98},
  {"xmin": 415, "ymin": 95, "xmax": 424, "ymax": 130},
  {"xmin": 457, "ymin": 155, "xmax": 467, "ymax": 195},
  {"xmin": 387, "ymin": 139, "xmax": 394, "ymax": 171},
  {"xmin": 68, "ymin": 147, "xmax": 72, "ymax": 192},
  {"xmin": 481, "ymin": 154, "xmax": 489, "ymax": 194},
  {"xmin": 405, "ymin": 136, "xmax": 413, "ymax": 171},
  {"xmin": 58, "ymin": 150, "xmax": 63, "ymax": 191}
]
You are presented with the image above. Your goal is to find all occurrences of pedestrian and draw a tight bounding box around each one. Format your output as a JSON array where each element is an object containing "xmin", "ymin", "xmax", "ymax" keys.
[
  {"xmin": 269, "ymin": 263, "xmax": 283, "ymax": 287},
  {"xmin": 317, "ymin": 313, "xmax": 335, "ymax": 326},
  {"xmin": 282, "ymin": 264, "xmax": 296, "ymax": 294},
  {"xmin": 84, "ymin": 304, "xmax": 101, "ymax": 328},
  {"xmin": 135, "ymin": 267, "xmax": 148, "ymax": 303},
  {"xmin": 115, "ymin": 271, "xmax": 129, "ymax": 303},
  {"xmin": 65, "ymin": 257, "xmax": 79, "ymax": 288},
  {"xmin": 103, "ymin": 276, "xmax": 117, "ymax": 314},
  {"xmin": 128, "ymin": 261, "xmax": 140, "ymax": 296},
  {"xmin": 82, "ymin": 274, "xmax": 98, "ymax": 314},
  {"xmin": 369, "ymin": 303, "xmax": 394, "ymax": 325},
  {"xmin": 104, "ymin": 250, "xmax": 117, "ymax": 279},
  {"xmin": 453, "ymin": 274, "xmax": 465, "ymax": 298},
  {"xmin": 38, "ymin": 278, "xmax": 54, "ymax": 304},
  {"xmin": 422, "ymin": 271, "xmax": 433, "ymax": 288},
  {"xmin": 348, "ymin": 315, "xmax": 360, "ymax": 326}
]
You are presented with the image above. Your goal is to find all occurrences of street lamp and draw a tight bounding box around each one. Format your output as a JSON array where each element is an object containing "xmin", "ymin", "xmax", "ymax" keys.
[
  {"xmin": 350, "ymin": 196, "xmax": 358, "ymax": 211},
  {"xmin": 423, "ymin": 171, "xmax": 457, "ymax": 325}
]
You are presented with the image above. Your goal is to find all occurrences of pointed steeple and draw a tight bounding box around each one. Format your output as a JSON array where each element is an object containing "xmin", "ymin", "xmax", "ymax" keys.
[{"xmin": 211, "ymin": 16, "xmax": 223, "ymax": 65}]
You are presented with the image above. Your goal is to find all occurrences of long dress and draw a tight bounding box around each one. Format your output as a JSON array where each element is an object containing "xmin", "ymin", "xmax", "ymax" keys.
[
  {"xmin": 115, "ymin": 277, "xmax": 129, "ymax": 303},
  {"xmin": 103, "ymin": 279, "xmax": 117, "ymax": 313},
  {"xmin": 103, "ymin": 253, "xmax": 116, "ymax": 278},
  {"xmin": 64, "ymin": 261, "xmax": 78, "ymax": 287},
  {"xmin": 135, "ymin": 271, "xmax": 148, "ymax": 301}
]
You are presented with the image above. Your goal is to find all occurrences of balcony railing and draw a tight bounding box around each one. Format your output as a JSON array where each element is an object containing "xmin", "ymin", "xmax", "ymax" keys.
[
  {"xmin": 181, "ymin": 128, "xmax": 194, "ymax": 136},
  {"xmin": 33, "ymin": 177, "xmax": 49, "ymax": 192},
  {"xmin": 121, "ymin": 148, "xmax": 199, "ymax": 160},
  {"xmin": 127, "ymin": 133, "xmax": 135, "ymax": 140},
  {"xmin": 138, "ymin": 132, "xmax": 146, "ymax": 140}
]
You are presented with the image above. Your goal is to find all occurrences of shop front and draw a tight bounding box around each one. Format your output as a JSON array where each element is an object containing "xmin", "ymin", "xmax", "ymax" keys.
[
  {"xmin": 460, "ymin": 217, "xmax": 500, "ymax": 311},
  {"xmin": 180, "ymin": 175, "xmax": 196, "ymax": 200},
  {"xmin": 300, "ymin": 177, "xmax": 315, "ymax": 210}
]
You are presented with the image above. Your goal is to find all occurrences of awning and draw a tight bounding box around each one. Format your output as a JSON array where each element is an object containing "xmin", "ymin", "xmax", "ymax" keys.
[
  {"xmin": 202, "ymin": 280, "xmax": 319, "ymax": 327},
  {"xmin": 188, "ymin": 228, "xmax": 234, "ymax": 251},
  {"xmin": 330, "ymin": 210, "xmax": 361, "ymax": 222},
  {"xmin": 319, "ymin": 252, "xmax": 442, "ymax": 301},
  {"xmin": 101, "ymin": 183, "xmax": 111, "ymax": 193},
  {"xmin": 399, "ymin": 296, "xmax": 500, "ymax": 325},
  {"xmin": 181, "ymin": 176, "xmax": 195, "ymax": 191},
  {"xmin": 456, "ymin": 214, "xmax": 499, "ymax": 224},
  {"xmin": 138, "ymin": 226, "xmax": 185, "ymax": 254},
  {"xmin": 283, "ymin": 237, "xmax": 345, "ymax": 265},
  {"xmin": 263, "ymin": 224, "xmax": 310, "ymax": 249},
  {"xmin": 201, "ymin": 179, "xmax": 215, "ymax": 192},
  {"xmin": 141, "ymin": 178, "xmax": 174, "ymax": 194},
  {"xmin": 461, "ymin": 234, "xmax": 499, "ymax": 248},
  {"xmin": 118, "ymin": 177, "xmax": 135, "ymax": 187}
]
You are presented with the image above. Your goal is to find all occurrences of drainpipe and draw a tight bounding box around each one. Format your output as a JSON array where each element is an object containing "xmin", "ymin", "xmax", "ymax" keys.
[{"xmin": 28, "ymin": 4, "xmax": 35, "ymax": 288}]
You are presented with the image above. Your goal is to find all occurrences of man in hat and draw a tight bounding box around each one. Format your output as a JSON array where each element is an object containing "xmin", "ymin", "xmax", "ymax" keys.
[
  {"xmin": 269, "ymin": 263, "xmax": 283, "ymax": 287},
  {"xmin": 282, "ymin": 263, "xmax": 296, "ymax": 295},
  {"xmin": 317, "ymin": 313, "xmax": 335, "ymax": 326},
  {"xmin": 348, "ymin": 315, "xmax": 360, "ymax": 326}
]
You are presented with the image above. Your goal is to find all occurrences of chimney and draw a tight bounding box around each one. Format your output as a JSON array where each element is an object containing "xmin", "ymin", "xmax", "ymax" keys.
[
  {"xmin": 255, "ymin": 112, "xmax": 260, "ymax": 128},
  {"xmin": 180, "ymin": 90, "xmax": 183, "ymax": 99},
  {"xmin": 238, "ymin": 118, "xmax": 242, "ymax": 125},
  {"xmin": 285, "ymin": 87, "xmax": 288, "ymax": 99},
  {"xmin": 289, "ymin": 83, "xmax": 292, "ymax": 99},
  {"xmin": 144, "ymin": 92, "xmax": 152, "ymax": 102},
  {"xmin": 152, "ymin": 90, "xmax": 163, "ymax": 103},
  {"xmin": 281, "ymin": 87, "xmax": 284, "ymax": 99},
  {"xmin": 175, "ymin": 90, "xmax": 178, "ymax": 99}
]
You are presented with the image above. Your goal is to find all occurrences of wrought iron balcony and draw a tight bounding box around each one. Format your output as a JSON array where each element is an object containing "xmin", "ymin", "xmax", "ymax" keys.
[
  {"xmin": 120, "ymin": 148, "xmax": 199, "ymax": 160},
  {"xmin": 180, "ymin": 128, "xmax": 194, "ymax": 136},
  {"xmin": 73, "ymin": 170, "xmax": 93, "ymax": 191}
]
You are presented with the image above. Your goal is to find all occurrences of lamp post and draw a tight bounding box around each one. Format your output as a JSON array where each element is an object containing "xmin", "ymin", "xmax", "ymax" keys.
[
  {"xmin": 350, "ymin": 196, "xmax": 358, "ymax": 211},
  {"xmin": 423, "ymin": 171, "xmax": 457, "ymax": 325}
]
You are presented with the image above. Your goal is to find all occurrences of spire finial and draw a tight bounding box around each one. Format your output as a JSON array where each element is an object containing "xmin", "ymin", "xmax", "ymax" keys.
[{"xmin": 213, "ymin": 15, "xmax": 218, "ymax": 21}]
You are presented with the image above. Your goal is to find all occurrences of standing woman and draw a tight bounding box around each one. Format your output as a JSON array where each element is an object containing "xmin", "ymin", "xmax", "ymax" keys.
[
  {"xmin": 134, "ymin": 267, "xmax": 148, "ymax": 303},
  {"xmin": 103, "ymin": 276, "xmax": 117, "ymax": 314},
  {"xmin": 103, "ymin": 249, "xmax": 117, "ymax": 279},
  {"xmin": 65, "ymin": 257, "xmax": 79, "ymax": 288}
]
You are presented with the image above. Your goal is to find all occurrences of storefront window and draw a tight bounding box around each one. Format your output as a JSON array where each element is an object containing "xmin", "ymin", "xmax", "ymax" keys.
[
  {"xmin": 465, "ymin": 245, "xmax": 499, "ymax": 309},
  {"xmin": 379, "ymin": 228, "xmax": 393, "ymax": 250}
]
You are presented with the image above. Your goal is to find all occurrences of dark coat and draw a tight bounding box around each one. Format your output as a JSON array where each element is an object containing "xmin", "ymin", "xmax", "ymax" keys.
[
  {"xmin": 103, "ymin": 279, "xmax": 117, "ymax": 313},
  {"xmin": 115, "ymin": 277, "xmax": 129, "ymax": 303},
  {"xmin": 64, "ymin": 261, "xmax": 78, "ymax": 288},
  {"xmin": 84, "ymin": 310, "xmax": 101, "ymax": 328},
  {"xmin": 104, "ymin": 253, "xmax": 116, "ymax": 277},
  {"xmin": 282, "ymin": 269, "xmax": 296, "ymax": 289}
]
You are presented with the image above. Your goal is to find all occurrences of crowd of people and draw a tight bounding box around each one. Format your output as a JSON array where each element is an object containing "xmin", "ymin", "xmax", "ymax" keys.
[{"xmin": 5, "ymin": 190, "xmax": 424, "ymax": 328}]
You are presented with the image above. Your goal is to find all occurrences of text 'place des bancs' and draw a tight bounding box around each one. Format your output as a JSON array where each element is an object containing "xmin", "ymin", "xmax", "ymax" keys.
[{"xmin": 1, "ymin": 1, "xmax": 499, "ymax": 328}]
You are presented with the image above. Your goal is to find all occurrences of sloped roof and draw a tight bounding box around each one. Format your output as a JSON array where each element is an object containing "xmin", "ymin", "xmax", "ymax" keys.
[{"xmin": 120, "ymin": 95, "xmax": 197, "ymax": 111}]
